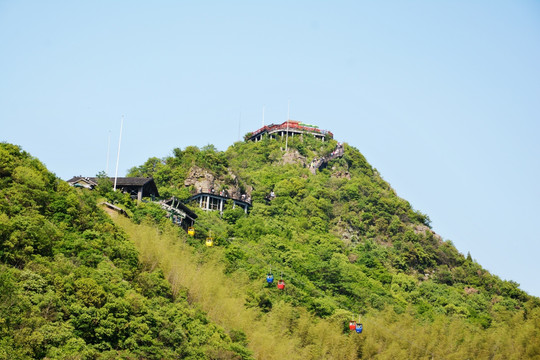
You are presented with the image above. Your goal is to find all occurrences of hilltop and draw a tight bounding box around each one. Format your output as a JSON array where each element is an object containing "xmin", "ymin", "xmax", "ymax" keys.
[
  {"xmin": 1, "ymin": 132, "xmax": 539, "ymax": 359},
  {"xmin": 125, "ymin": 132, "xmax": 540, "ymax": 357}
]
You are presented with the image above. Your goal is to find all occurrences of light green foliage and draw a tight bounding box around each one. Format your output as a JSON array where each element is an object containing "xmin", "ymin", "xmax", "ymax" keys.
[
  {"xmin": 2, "ymin": 138, "xmax": 539, "ymax": 359},
  {"xmin": 0, "ymin": 143, "xmax": 252, "ymax": 359},
  {"xmin": 127, "ymin": 145, "xmax": 229, "ymax": 200},
  {"xmin": 129, "ymin": 137, "xmax": 540, "ymax": 357}
]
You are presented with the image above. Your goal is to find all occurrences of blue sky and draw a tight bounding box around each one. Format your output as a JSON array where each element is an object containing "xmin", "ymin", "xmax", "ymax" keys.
[{"xmin": 1, "ymin": 1, "xmax": 539, "ymax": 296}]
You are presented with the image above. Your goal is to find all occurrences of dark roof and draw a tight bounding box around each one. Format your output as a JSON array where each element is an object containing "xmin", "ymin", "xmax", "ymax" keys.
[
  {"xmin": 67, "ymin": 176, "xmax": 159, "ymax": 198},
  {"xmin": 66, "ymin": 176, "xmax": 98, "ymax": 186},
  {"xmin": 96, "ymin": 177, "xmax": 155, "ymax": 186},
  {"xmin": 68, "ymin": 176, "xmax": 155, "ymax": 186}
]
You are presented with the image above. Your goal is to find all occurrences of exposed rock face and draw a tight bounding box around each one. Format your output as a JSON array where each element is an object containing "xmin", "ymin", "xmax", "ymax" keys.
[
  {"xmin": 332, "ymin": 219, "xmax": 357, "ymax": 246},
  {"xmin": 331, "ymin": 169, "xmax": 351, "ymax": 180},
  {"xmin": 464, "ymin": 286, "xmax": 479, "ymax": 295},
  {"xmin": 184, "ymin": 166, "xmax": 215, "ymax": 192},
  {"xmin": 183, "ymin": 166, "xmax": 252, "ymax": 198},
  {"xmin": 413, "ymin": 224, "xmax": 442, "ymax": 243},
  {"xmin": 280, "ymin": 149, "xmax": 307, "ymax": 167}
]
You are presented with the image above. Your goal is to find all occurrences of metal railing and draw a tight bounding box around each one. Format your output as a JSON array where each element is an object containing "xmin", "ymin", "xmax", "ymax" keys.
[{"xmin": 250, "ymin": 122, "xmax": 333, "ymax": 139}]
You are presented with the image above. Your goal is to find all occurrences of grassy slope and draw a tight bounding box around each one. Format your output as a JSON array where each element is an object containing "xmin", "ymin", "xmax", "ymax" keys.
[
  {"xmin": 111, "ymin": 213, "xmax": 361, "ymax": 360},
  {"xmin": 125, "ymin": 136, "xmax": 540, "ymax": 358},
  {"xmin": 111, "ymin": 212, "xmax": 540, "ymax": 359}
]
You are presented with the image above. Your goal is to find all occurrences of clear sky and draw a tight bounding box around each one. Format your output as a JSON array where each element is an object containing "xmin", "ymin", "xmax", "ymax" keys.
[{"xmin": 1, "ymin": 1, "xmax": 539, "ymax": 296}]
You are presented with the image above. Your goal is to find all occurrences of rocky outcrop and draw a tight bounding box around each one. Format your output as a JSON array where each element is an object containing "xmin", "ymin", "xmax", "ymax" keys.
[
  {"xmin": 280, "ymin": 149, "xmax": 307, "ymax": 166},
  {"xmin": 184, "ymin": 166, "xmax": 215, "ymax": 192},
  {"xmin": 413, "ymin": 224, "xmax": 442, "ymax": 243},
  {"xmin": 331, "ymin": 169, "xmax": 351, "ymax": 180},
  {"xmin": 184, "ymin": 166, "xmax": 252, "ymax": 198}
]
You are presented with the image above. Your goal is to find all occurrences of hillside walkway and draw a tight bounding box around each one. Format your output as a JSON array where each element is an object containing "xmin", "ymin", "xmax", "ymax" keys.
[{"xmin": 309, "ymin": 143, "xmax": 344, "ymax": 174}]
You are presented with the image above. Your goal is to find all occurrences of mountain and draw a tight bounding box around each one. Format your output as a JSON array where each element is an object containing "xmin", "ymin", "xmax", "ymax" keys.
[
  {"xmin": 1, "ymin": 134, "xmax": 539, "ymax": 359},
  {"xmin": 127, "ymin": 134, "xmax": 540, "ymax": 358}
]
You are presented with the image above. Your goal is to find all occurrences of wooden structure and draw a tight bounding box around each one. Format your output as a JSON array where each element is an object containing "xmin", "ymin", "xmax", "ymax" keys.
[
  {"xmin": 247, "ymin": 120, "xmax": 333, "ymax": 142},
  {"xmin": 101, "ymin": 202, "xmax": 129, "ymax": 217},
  {"xmin": 67, "ymin": 176, "xmax": 159, "ymax": 201},
  {"xmin": 160, "ymin": 197, "xmax": 197, "ymax": 230},
  {"xmin": 188, "ymin": 191, "xmax": 251, "ymax": 214}
]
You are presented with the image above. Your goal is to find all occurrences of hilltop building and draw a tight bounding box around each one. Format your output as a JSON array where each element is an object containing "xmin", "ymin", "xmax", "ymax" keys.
[
  {"xmin": 247, "ymin": 120, "xmax": 332, "ymax": 142},
  {"xmin": 67, "ymin": 176, "xmax": 159, "ymax": 202}
]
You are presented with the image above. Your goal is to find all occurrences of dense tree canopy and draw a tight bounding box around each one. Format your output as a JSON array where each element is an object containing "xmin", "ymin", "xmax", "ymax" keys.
[
  {"xmin": 2, "ymin": 136, "xmax": 539, "ymax": 359},
  {"xmin": 127, "ymin": 134, "xmax": 540, "ymax": 358},
  {"xmin": 0, "ymin": 143, "xmax": 252, "ymax": 359}
]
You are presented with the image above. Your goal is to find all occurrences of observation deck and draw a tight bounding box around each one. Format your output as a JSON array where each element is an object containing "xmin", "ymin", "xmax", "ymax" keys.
[{"xmin": 247, "ymin": 120, "xmax": 333, "ymax": 142}]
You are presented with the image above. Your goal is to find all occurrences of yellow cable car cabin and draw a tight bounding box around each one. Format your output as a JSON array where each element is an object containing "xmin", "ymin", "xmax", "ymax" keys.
[
  {"xmin": 205, "ymin": 230, "xmax": 214, "ymax": 247},
  {"xmin": 187, "ymin": 227, "xmax": 195, "ymax": 236}
]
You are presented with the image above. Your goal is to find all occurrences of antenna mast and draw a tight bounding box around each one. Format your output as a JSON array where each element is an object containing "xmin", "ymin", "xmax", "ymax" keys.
[
  {"xmin": 114, "ymin": 116, "xmax": 124, "ymax": 191},
  {"xmin": 285, "ymin": 100, "xmax": 290, "ymax": 151},
  {"xmin": 262, "ymin": 105, "xmax": 265, "ymax": 126}
]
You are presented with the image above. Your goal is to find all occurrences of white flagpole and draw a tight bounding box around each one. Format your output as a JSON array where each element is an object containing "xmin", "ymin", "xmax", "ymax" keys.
[
  {"xmin": 114, "ymin": 116, "xmax": 124, "ymax": 191},
  {"xmin": 285, "ymin": 101, "xmax": 290, "ymax": 151}
]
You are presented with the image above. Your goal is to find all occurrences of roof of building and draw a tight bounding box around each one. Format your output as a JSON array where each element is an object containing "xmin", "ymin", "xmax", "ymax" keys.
[
  {"xmin": 68, "ymin": 176, "xmax": 155, "ymax": 186},
  {"xmin": 248, "ymin": 120, "xmax": 333, "ymax": 141},
  {"xmin": 66, "ymin": 176, "xmax": 160, "ymax": 197},
  {"xmin": 66, "ymin": 176, "xmax": 99, "ymax": 187}
]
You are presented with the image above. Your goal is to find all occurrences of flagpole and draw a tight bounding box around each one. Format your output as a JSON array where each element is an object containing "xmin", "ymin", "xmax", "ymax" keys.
[
  {"xmin": 285, "ymin": 101, "xmax": 290, "ymax": 151},
  {"xmin": 114, "ymin": 116, "xmax": 124, "ymax": 191}
]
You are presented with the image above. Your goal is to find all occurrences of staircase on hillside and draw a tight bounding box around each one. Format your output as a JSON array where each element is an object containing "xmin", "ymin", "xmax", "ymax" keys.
[{"xmin": 309, "ymin": 143, "xmax": 344, "ymax": 174}]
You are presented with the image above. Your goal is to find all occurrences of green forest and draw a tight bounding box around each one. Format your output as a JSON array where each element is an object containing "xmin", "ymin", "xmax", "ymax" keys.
[{"xmin": 1, "ymin": 135, "xmax": 539, "ymax": 359}]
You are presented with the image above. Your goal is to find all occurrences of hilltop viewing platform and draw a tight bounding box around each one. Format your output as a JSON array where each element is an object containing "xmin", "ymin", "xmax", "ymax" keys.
[{"xmin": 246, "ymin": 120, "xmax": 333, "ymax": 142}]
